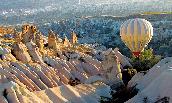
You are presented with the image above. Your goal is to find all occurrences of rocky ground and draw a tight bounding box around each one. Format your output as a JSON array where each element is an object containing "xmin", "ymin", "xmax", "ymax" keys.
[
  {"xmin": 0, "ymin": 24, "xmax": 171, "ymax": 103},
  {"xmin": 0, "ymin": 24, "xmax": 131, "ymax": 103}
]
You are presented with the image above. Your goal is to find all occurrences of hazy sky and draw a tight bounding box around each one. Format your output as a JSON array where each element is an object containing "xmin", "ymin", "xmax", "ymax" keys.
[
  {"xmin": 79, "ymin": 0, "xmax": 159, "ymax": 4},
  {"xmin": 0, "ymin": 0, "xmax": 161, "ymax": 5}
]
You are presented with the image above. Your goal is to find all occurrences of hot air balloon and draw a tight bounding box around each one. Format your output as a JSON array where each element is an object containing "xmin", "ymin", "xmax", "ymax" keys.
[{"xmin": 120, "ymin": 18, "xmax": 153, "ymax": 57}]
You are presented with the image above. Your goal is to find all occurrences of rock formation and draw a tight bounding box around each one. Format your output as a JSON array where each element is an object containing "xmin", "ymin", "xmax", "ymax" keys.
[
  {"xmin": 13, "ymin": 32, "xmax": 22, "ymax": 43},
  {"xmin": 21, "ymin": 25, "xmax": 36, "ymax": 44},
  {"xmin": 113, "ymin": 48, "xmax": 132, "ymax": 67},
  {"xmin": 12, "ymin": 42, "xmax": 31, "ymax": 63},
  {"xmin": 0, "ymin": 24, "xmax": 131, "ymax": 103},
  {"xmin": 126, "ymin": 57, "xmax": 172, "ymax": 103},
  {"xmin": 101, "ymin": 48, "xmax": 123, "ymax": 85},
  {"xmin": 26, "ymin": 41, "xmax": 44, "ymax": 63},
  {"xmin": 35, "ymin": 32, "xmax": 44, "ymax": 54},
  {"xmin": 0, "ymin": 81, "xmax": 111, "ymax": 103},
  {"xmin": 48, "ymin": 30, "xmax": 59, "ymax": 50},
  {"xmin": 0, "ymin": 26, "xmax": 15, "ymax": 36},
  {"xmin": 0, "ymin": 47, "xmax": 16, "ymax": 61},
  {"xmin": 71, "ymin": 31, "xmax": 78, "ymax": 44},
  {"xmin": 63, "ymin": 36, "xmax": 71, "ymax": 47}
]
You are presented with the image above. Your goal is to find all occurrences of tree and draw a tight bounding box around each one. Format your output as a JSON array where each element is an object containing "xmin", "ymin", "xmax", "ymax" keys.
[{"xmin": 131, "ymin": 48, "xmax": 161, "ymax": 72}]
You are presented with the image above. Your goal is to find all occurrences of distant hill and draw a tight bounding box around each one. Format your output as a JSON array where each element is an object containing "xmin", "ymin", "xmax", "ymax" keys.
[{"xmin": 0, "ymin": 0, "xmax": 172, "ymax": 25}]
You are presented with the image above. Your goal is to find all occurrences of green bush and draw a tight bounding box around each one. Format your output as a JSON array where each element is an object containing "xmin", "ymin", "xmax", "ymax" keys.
[{"xmin": 131, "ymin": 49, "xmax": 161, "ymax": 72}]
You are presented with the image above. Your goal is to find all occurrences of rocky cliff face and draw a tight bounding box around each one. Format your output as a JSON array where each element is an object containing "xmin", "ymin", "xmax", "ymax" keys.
[
  {"xmin": 126, "ymin": 57, "xmax": 172, "ymax": 103},
  {"xmin": 0, "ymin": 81, "xmax": 111, "ymax": 103},
  {"xmin": 0, "ymin": 24, "xmax": 131, "ymax": 103}
]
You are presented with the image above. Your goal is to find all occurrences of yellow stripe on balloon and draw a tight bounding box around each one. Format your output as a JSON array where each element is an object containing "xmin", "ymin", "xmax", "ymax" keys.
[{"xmin": 120, "ymin": 18, "xmax": 153, "ymax": 56}]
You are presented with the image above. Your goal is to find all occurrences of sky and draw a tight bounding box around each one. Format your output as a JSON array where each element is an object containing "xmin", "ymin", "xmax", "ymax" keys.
[
  {"xmin": 79, "ymin": 0, "xmax": 159, "ymax": 4},
  {"xmin": 0, "ymin": 0, "xmax": 162, "ymax": 6}
]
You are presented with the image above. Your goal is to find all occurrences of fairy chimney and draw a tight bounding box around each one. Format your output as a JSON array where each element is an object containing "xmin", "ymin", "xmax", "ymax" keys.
[
  {"xmin": 14, "ymin": 32, "xmax": 22, "ymax": 43},
  {"xmin": 26, "ymin": 41, "xmax": 44, "ymax": 63},
  {"xmin": 56, "ymin": 33, "xmax": 62, "ymax": 43},
  {"xmin": 101, "ymin": 48, "xmax": 123, "ymax": 84},
  {"xmin": 35, "ymin": 32, "xmax": 44, "ymax": 53},
  {"xmin": 48, "ymin": 30, "xmax": 58, "ymax": 49},
  {"xmin": 63, "ymin": 36, "xmax": 70, "ymax": 47},
  {"xmin": 21, "ymin": 25, "xmax": 37, "ymax": 44},
  {"xmin": 12, "ymin": 42, "xmax": 32, "ymax": 63},
  {"xmin": 71, "ymin": 31, "xmax": 78, "ymax": 44}
]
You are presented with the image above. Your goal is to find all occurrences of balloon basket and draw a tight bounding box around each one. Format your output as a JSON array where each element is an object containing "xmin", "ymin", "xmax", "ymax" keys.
[{"xmin": 132, "ymin": 52, "xmax": 141, "ymax": 57}]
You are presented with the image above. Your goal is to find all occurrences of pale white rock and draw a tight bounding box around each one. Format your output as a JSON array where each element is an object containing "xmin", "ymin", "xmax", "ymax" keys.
[
  {"xmin": 113, "ymin": 48, "xmax": 132, "ymax": 67},
  {"xmin": 64, "ymin": 51, "xmax": 80, "ymax": 60},
  {"xmin": 56, "ymin": 59, "xmax": 72, "ymax": 71},
  {"xmin": 46, "ymin": 58, "xmax": 74, "ymax": 80},
  {"xmin": 0, "ymin": 81, "xmax": 20, "ymax": 103},
  {"xmin": 70, "ymin": 60, "xmax": 86, "ymax": 74},
  {"xmin": 0, "ymin": 47, "xmax": 16, "ymax": 61},
  {"xmin": 4, "ymin": 62, "xmax": 40, "ymax": 90},
  {"xmin": 58, "ymin": 85, "xmax": 87, "ymax": 103},
  {"xmin": 90, "ymin": 82, "xmax": 112, "ymax": 98},
  {"xmin": 0, "ymin": 67, "xmax": 112, "ymax": 103},
  {"xmin": 81, "ymin": 62, "xmax": 101, "ymax": 76},
  {"xmin": 55, "ymin": 70, "xmax": 69, "ymax": 84},
  {"xmin": 84, "ymin": 75, "xmax": 104, "ymax": 84},
  {"xmin": 102, "ymin": 48, "xmax": 113, "ymax": 56},
  {"xmin": 101, "ymin": 49, "xmax": 123, "ymax": 85},
  {"xmin": 37, "ymin": 70, "xmax": 54, "ymax": 88},
  {"xmin": 127, "ymin": 72, "xmax": 145, "ymax": 88},
  {"xmin": 126, "ymin": 69, "xmax": 172, "ymax": 103},
  {"xmin": 2, "ymin": 48, "xmax": 9, "ymax": 54},
  {"xmin": 9, "ymin": 63, "xmax": 41, "ymax": 91},
  {"xmin": 43, "ymin": 70, "xmax": 59, "ymax": 87},
  {"xmin": 0, "ymin": 96, "xmax": 8, "ymax": 103},
  {"xmin": 10, "ymin": 81, "xmax": 44, "ymax": 103},
  {"xmin": 71, "ymin": 70, "xmax": 88, "ymax": 82},
  {"xmin": 126, "ymin": 57, "xmax": 172, "ymax": 103},
  {"xmin": 26, "ymin": 41, "xmax": 44, "ymax": 63},
  {"xmin": 101, "ymin": 48, "xmax": 118, "ymax": 71},
  {"xmin": 12, "ymin": 42, "xmax": 31, "ymax": 63},
  {"xmin": 56, "ymin": 50, "xmax": 67, "ymax": 60},
  {"xmin": 34, "ymin": 88, "xmax": 69, "ymax": 103},
  {"xmin": 93, "ymin": 50, "xmax": 105, "ymax": 61},
  {"xmin": 32, "ymin": 83, "xmax": 111, "ymax": 103},
  {"xmin": 6, "ymin": 87, "xmax": 20, "ymax": 103},
  {"xmin": 83, "ymin": 56, "xmax": 102, "ymax": 70},
  {"xmin": 66, "ymin": 61, "xmax": 77, "ymax": 72},
  {"xmin": 136, "ymin": 57, "xmax": 172, "ymax": 90}
]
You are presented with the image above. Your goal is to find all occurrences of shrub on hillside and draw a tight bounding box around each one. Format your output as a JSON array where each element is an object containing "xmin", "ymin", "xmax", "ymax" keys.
[{"xmin": 131, "ymin": 49, "xmax": 161, "ymax": 72}]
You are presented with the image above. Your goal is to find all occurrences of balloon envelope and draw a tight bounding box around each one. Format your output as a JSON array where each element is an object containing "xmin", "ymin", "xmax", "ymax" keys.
[{"xmin": 120, "ymin": 18, "xmax": 153, "ymax": 57}]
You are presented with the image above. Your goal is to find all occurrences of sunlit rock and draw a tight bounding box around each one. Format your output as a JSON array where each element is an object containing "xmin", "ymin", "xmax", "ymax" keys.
[
  {"xmin": 84, "ymin": 75, "xmax": 104, "ymax": 84},
  {"xmin": 35, "ymin": 32, "xmax": 44, "ymax": 54},
  {"xmin": 70, "ymin": 31, "xmax": 78, "ymax": 44},
  {"xmin": 63, "ymin": 36, "xmax": 71, "ymax": 47},
  {"xmin": 12, "ymin": 42, "xmax": 31, "ymax": 63},
  {"xmin": 21, "ymin": 25, "xmax": 37, "ymax": 44},
  {"xmin": 113, "ymin": 48, "xmax": 132, "ymax": 67},
  {"xmin": 0, "ymin": 47, "xmax": 16, "ymax": 61},
  {"xmin": 101, "ymin": 48, "xmax": 123, "ymax": 85},
  {"xmin": 126, "ymin": 57, "xmax": 172, "ymax": 103},
  {"xmin": 26, "ymin": 41, "xmax": 44, "ymax": 63},
  {"xmin": 48, "ymin": 29, "xmax": 59, "ymax": 50}
]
